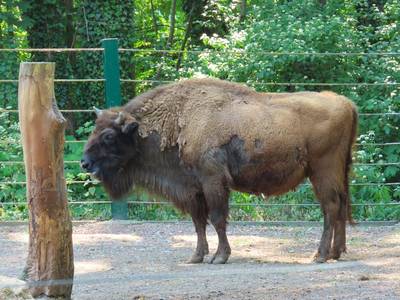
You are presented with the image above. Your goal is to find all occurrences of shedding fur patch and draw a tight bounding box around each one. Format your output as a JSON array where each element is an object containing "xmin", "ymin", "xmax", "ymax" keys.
[{"xmin": 121, "ymin": 78, "xmax": 355, "ymax": 166}]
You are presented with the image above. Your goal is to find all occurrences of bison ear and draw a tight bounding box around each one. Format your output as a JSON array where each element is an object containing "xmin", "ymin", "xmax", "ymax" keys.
[
  {"xmin": 122, "ymin": 120, "xmax": 138, "ymax": 134},
  {"xmin": 115, "ymin": 112, "xmax": 138, "ymax": 134}
]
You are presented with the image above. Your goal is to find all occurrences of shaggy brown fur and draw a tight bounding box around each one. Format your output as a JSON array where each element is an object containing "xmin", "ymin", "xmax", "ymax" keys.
[{"xmin": 82, "ymin": 78, "xmax": 358, "ymax": 264}]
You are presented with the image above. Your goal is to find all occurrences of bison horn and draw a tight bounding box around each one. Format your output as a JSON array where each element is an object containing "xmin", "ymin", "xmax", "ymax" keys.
[
  {"xmin": 93, "ymin": 106, "xmax": 103, "ymax": 117},
  {"xmin": 115, "ymin": 111, "xmax": 124, "ymax": 125}
]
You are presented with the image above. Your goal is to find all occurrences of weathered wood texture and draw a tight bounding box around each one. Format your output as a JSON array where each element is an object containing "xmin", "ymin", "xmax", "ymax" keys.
[{"xmin": 18, "ymin": 62, "xmax": 74, "ymax": 298}]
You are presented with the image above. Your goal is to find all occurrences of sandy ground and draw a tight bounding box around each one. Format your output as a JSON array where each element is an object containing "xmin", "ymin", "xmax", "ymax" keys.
[{"xmin": 0, "ymin": 221, "xmax": 399, "ymax": 299}]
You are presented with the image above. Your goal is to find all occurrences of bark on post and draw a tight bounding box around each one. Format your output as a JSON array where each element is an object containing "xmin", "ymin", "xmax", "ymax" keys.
[{"xmin": 18, "ymin": 62, "xmax": 74, "ymax": 298}]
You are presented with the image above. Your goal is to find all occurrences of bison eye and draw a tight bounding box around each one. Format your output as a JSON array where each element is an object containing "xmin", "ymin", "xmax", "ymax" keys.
[{"xmin": 103, "ymin": 132, "xmax": 115, "ymax": 144}]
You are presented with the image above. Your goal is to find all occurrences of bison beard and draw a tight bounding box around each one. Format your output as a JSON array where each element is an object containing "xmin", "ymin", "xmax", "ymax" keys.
[{"xmin": 82, "ymin": 78, "xmax": 358, "ymax": 264}]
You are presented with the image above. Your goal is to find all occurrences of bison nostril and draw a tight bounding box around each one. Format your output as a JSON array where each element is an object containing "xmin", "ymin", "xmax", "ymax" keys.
[{"xmin": 80, "ymin": 159, "xmax": 90, "ymax": 170}]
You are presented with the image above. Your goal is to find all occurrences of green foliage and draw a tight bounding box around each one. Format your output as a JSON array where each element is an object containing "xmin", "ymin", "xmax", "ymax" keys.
[
  {"xmin": 0, "ymin": 110, "xmax": 26, "ymax": 220},
  {"xmin": 0, "ymin": 0, "xmax": 399, "ymax": 221}
]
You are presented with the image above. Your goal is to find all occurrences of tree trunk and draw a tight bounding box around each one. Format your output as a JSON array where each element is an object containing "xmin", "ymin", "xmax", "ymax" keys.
[
  {"xmin": 64, "ymin": 0, "xmax": 77, "ymax": 133},
  {"xmin": 240, "ymin": 0, "xmax": 247, "ymax": 22},
  {"xmin": 167, "ymin": 0, "xmax": 177, "ymax": 48},
  {"xmin": 18, "ymin": 62, "xmax": 74, "ymax": 298},
  {"xmin": 176, "ymin": 4, "xmax": 195, "ymax": 70},
  {"xmin": 150, "ymin": 0, "xmax": 158, "ymax": 36},
  {"xmin": 153, "ymin": 0, "xmax": 177, "ymax": 84}
]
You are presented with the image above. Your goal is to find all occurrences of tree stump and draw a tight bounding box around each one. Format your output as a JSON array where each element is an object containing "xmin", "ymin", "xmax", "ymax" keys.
[{"xmin": 18, "ymin": 62, "xmax": 74, "ymax": 298}]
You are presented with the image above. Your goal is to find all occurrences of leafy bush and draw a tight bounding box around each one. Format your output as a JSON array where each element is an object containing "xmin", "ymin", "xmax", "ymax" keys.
[{"xmin": 0, "ymin": 0, "xmax": 399, "ymax": 222}]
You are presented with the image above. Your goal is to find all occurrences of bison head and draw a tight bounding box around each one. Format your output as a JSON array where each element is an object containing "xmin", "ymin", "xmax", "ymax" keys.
[{"xmin": 81, "ymin": 108, "xmax": 139, "ymax": 199}]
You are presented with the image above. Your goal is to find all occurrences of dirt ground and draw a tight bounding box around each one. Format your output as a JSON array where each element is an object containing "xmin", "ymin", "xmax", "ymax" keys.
[{"xmin": 0, "ymin": 221, "xmax": 399, "ymax": 300}]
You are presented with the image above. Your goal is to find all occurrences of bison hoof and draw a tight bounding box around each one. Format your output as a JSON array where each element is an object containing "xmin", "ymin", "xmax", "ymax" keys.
[
  {"xmin": 187, "ymin": 253, "xmax": 205, "ymax": 264},
  {"xmin": 210, "ymin": 253, "xmax": 230, "ymax": 264},
  {"xmin": 327, "ymin": 247, "xmax": 346, "ymax": 260},
  {"xmin": 313, "ymin": 252, "xmax": 328, "ymax": 263}
]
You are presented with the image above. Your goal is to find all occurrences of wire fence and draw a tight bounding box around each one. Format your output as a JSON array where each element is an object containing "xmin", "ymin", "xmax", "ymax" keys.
[
  {"xmin": 1, "ymin": 201, "xmax": 398, "ymax": 207},
  {"xmin": 1, "ymin": 108, "xmax": 400, "ymax": 116},
  {"xmin": 1, "ymin": 47, "xmax": 400, "ymax": 219},
  {"xmin": 2, "ymin": 78, "xmax": 400, "ymax": 86},
  {"xmin": 1, "ymin": 47, "xmax": 400, "ymax": 56},
  {"xmin": 1, "ymin": 160, "xmax": 399, "ymax": 167},
  {"xmin": 1, "ymin": 139, "xmax": 400, "ymax": 146},
  {"xmin": 1, "ymin": 179, "xmax": 399, "ymax": 187}
]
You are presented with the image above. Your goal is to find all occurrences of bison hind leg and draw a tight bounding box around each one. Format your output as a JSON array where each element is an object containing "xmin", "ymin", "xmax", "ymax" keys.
[
  {"xmin": 313, "ymin": 190, "xmax": 347, "ymax": 263},
  {"xmin": 310, "ymin": 175, "xmax": 343, "ymax": 263},
  {"xmin": 328, "ymin": 191, "xmax": 348, "ymax": 260}
]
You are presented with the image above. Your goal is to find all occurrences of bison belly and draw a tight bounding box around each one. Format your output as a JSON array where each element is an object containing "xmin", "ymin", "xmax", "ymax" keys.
[
  {"xmin": 231, "ymin": 159, "xmax": 307, "ymax": 196},
  {"xmin": 227, "ymin": 139, "xmax": 309, "ymax": 196}
]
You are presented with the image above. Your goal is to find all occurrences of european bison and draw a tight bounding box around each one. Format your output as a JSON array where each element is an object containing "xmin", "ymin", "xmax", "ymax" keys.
[{"xmin": 82, "ymin": 78, "xmax": 358, "ymax": 264}]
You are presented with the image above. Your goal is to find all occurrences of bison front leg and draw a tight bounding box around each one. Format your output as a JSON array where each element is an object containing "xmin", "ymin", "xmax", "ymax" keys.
[
  {"xmin": 189, "ymin": 217, "xmax": 209, "ymax": 263},
  {"xmin": 188, "ymin": 195, "xmax": 209, "ymax": 263},
  {"xmin": 203, "ymin": 181, "xmax": 231, "ymax": 264},
  {"xmin": 209, "ymin": 208, "xmax": 231, "ymax": 264},
  {"xmin": 199, "ymin": 150, "xmax": 232, "ymax": 264}
]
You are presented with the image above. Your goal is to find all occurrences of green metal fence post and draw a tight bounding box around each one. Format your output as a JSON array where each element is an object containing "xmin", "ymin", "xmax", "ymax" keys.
[{"xmin": 101, "ymin": 38, "xmax": 128, "ymax": 220}]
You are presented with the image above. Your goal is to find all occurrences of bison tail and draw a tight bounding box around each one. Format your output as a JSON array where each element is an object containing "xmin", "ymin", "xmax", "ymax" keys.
[{"xmin": 344, "ymin": 103, "xmax": 358, "ymax": 225}]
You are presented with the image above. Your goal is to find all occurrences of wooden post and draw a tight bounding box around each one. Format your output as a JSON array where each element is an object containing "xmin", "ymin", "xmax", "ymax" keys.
[
  {"xmin": 18, "ymin": 62, "xmax": 74, "ymax": 298},
  {"xmin": 101, "ymin": 38, "xmax": 129, "ymax": 220}
]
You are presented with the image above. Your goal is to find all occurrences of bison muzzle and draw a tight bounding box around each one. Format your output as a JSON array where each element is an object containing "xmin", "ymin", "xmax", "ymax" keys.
[{"xmin": 82, "ymin": 78, "xmax": 358, "ymax": 264}]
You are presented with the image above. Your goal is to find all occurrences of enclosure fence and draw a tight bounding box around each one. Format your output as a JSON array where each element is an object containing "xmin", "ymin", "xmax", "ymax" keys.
[{"xmin": 0, "ymin": 39, "xmax": 399, "ymax": 222}]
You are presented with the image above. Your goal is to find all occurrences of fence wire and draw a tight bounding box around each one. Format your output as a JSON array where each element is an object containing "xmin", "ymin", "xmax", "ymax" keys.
[
  {"xmin": 1, "ymin": 108, "xmax": 400, "ymax": 116},
  {"xmin": 1, "ymin": 47, "xmax": 399, "ymax": 218},
  {"xmin": 1, "ymin": 160, "xmax": 399, "ymax": 167},
  {"xmin": 1, "ymin": 48, "xmax": 400, "ymax": 56},
  {"xmin": 0, "ymin": 179, "xmax": 399, "ymax": 187},
  {"xmin": 1, "ymin": 201, "xmax": 399, "ymax": 207},
  {"xmin": 1, "ymin": 78, "xmax": 400, "ymax": 86},
  {"xmin": 2, "ymin": 140, "xmax": 400, "ymax": 146}
]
